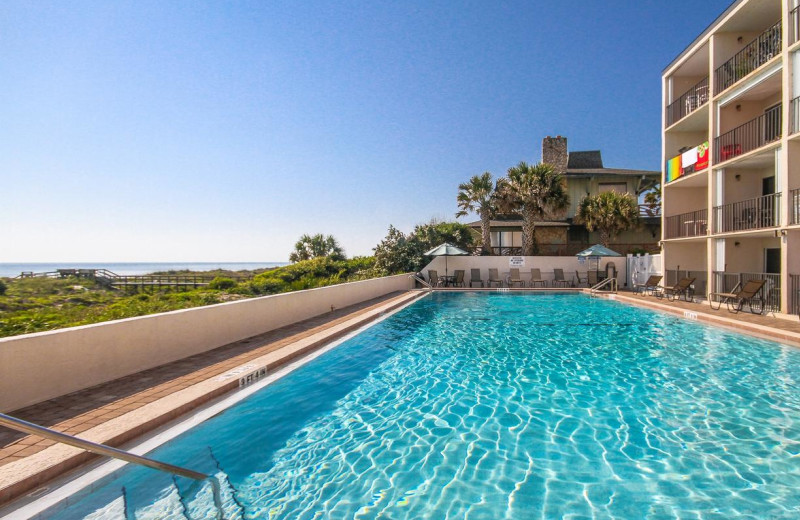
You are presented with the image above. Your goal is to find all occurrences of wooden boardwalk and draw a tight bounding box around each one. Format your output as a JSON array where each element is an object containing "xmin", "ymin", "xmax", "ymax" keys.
[{"xmin": 14, "ymin": 268, "xmax": 249, "ymax": 289}]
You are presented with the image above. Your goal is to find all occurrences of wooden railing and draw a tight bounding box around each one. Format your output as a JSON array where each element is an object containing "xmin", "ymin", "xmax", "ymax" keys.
[
  {"xmin": 665, "ymin": 209, "xmax": 708, "ymax": 239},
  {"xmin": 714, "ymin": 104, "xmax": 781, "ymax": 163},
  {"xmin": 483, "ymin": 243, "xmax": 659, "ymax": 256},
  {"xmin": 666, "ymin": 76, "xmax": 709, "ymax": 127},
  {"xmin": 715, "ymin": 20, "xmax": 781, "ymax": 93}
]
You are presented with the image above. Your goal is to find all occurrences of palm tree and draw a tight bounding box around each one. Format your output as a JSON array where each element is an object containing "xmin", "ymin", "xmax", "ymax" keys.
[
  {"xmin": 455, "ymin": 172, "xmax": 498, "ymax": 255},
  {"xmin": 498, "ymin": 162, "xmax": 569, "ymax": 256},
  {"xmin": 574, "ymin": 191, "xmax": 641, "ymax": 247},
  {"xmin": 289, "ymin": 233, "xmax": 345, "ymax": 262},
  {"xmin": 643, "ymin": 183, "xmax": 661, "ymax": 217}
]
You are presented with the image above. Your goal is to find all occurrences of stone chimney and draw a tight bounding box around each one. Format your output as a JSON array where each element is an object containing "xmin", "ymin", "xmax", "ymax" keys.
[{"xmin": 542, "ymin": 135, "xmax": 568, "ymax": 174}]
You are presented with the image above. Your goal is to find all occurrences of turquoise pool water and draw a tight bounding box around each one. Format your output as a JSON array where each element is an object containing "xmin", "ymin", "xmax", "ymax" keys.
[{"xmin": 45, "ymin": 293, "xmax": 800, "ymax": 519}]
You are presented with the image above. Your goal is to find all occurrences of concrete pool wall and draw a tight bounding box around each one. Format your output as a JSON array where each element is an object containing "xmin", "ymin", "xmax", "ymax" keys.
[{"xmin": 0, "ymin": 274, "xmax": 414, "ymax": 412}]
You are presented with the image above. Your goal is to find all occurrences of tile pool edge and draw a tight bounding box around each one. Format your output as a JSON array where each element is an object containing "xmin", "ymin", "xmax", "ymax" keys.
[
  {"xmin": 602, "ymin": 291, "xmax": 800, "ymax": 348},
  {"xmin": 0, "ymin": 290, "xmax": 427, "ymax": 516}
]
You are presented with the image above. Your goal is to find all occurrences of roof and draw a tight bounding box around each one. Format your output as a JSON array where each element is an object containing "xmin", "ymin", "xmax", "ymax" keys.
[
  {"xmin": 663, "ymin": 0, "xmax": 740, "ymax": 73},
  {"xmin": 567, "ymin": 151, "xmax": 603, "ymax": 169},
  {"xmin": 564, "ymin": 167, "xmax": 659, "ymax": 178}
]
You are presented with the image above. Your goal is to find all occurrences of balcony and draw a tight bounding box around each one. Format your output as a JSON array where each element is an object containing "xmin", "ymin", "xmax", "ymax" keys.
[
  {"xmin": 713, "ymin": 193, "xmax": 781, "ymax": 233},
  {"xmin": 665, "ymin": 209, "xmax": 708, "ymax": 239},
  {"xmin": 791, "ymin": 188, "xmax": 800, "ymax": 225},
  {"xmin": 791, "ymin": 96, "xmax": 800, "ymax": 135},
  {"xmin": 714, "ymin": 104, "xmax": 781, "ymax": 163},
  {"xmin": 666, "ymin": 141, "xmax": 709, "ymax": 183},
  {"xmin": 792, "ymin": 6, "xmax": 800, "ymax": 46},
  {"xmin": 666, "ymin": 77, "xmax": 709, "ymax": 127},
  {"xmin": 715, "ymin": 20, "xmax": 781, "ymax": 93}
]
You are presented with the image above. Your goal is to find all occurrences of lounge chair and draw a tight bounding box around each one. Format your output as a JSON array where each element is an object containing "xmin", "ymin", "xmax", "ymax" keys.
[
  {"xmin": 634, "ymin": 275, "xmax": 663, "ymax": 296},
  {"xmin": 508, "ymin": 268, "xmax": 524, "ymax": 288},
  {"xmin": 709, "ymin": 279, "xmax": 766, "ymax": 314},
  {"xmin": 530, "ymin": 268, "xmax": 546, "ymax": 287},
  {"xmin": 487, "ymin": 268, "xmax": 503, "ymax": 287},
  {"xmin": 657, "ymin": 277, "xmax": 696, "ymax": 302},
  {"xmin": 553, "ymin": 268, "xmax": 571, "ymax": 288},
  {"xmin": 451, "ymin": 270, "xmax": 465, "ymax": 287},
  {"xmin": 574, "ymin": 270, "xmax": 587, "ymax": 287},
  {"xmin": 469, "ymin": 268, "xmax": 483, "ymax": 288},
  {"xmin": 428, "ymin": 269, "xmax": 441, "ymax": 288}
]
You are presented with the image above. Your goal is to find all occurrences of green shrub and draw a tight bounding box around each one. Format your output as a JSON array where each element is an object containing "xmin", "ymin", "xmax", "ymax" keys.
[
  {"xmin": 208, "ymin": 277, "xmax": 236, "ymax": 290},
  {"xmin": 0, "ymin": 280, "xmax": 6, "ymax": 296}
]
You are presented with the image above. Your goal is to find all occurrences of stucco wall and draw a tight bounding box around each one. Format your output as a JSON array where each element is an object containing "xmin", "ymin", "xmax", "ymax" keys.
[{"xmin": 0, "ymin": 274, "xmax": 414, "ymax": 412}]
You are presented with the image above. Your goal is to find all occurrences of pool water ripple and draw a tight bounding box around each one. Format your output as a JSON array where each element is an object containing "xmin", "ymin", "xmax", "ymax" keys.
[{"xmin": 47, "ymin": 293, "xmax": 800, "ymax": 519}]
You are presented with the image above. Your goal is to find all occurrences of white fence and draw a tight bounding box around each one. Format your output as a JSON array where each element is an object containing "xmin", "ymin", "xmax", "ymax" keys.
[
  {"xmin": 0, "ymin": 274, "xmax": 414, "ymax": 412},
  {"xmin": 626, "ymin": 253, "xmax": 662, "ymax": 288}
]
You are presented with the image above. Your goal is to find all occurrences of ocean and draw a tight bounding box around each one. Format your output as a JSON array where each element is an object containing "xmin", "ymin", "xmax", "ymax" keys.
[{"xmin": 0, "ymin": 262, "xmax": 287, "ymax": 278}]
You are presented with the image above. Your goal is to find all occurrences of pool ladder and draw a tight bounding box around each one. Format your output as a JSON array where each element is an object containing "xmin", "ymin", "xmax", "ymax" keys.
[
  {"xmin": 590, "ymin": 277, "xmax": 618, "ymax": 296},
  {"xmin": 0, "ymin": 413, "xmax": 226, "ymax": 519},
  {"xmin": 409, "ymin": 273, "xmax": 433, "ymax": 291}
]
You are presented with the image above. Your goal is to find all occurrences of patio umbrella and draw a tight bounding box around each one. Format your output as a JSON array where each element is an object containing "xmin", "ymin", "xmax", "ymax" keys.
[
  {"xmin": 576, "ymin": 244, "xmax": 621, "ymax": 278},
  {"xmin": 424, "ymin": 243, "xmax": 469, "ymax": 279}
]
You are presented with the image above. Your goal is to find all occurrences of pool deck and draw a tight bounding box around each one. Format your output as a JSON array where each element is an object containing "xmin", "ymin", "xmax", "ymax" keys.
[
  {"xmin": 3, "ymin": 287, "xmax": 800, "ymax": 508},
  {"xmin": 608, "ymin": 291, "xmax": 800, "ymax": 347},
  {"xmin": 0, "ymin": 290, "xmax": 424, "ymax": 507}
]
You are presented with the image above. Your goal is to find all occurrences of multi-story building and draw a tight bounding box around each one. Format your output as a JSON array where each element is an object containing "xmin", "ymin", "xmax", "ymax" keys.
[
  {"xmin": 661, "ymin": 0, "xmax": 800, "ymax": 316},
  {"xmin": 468, "ymin": 136, "xmax": 660, "ymax": 256}
]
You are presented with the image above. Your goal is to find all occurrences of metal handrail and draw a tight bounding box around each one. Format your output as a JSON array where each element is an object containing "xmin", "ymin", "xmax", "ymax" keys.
[
  {"xmin": 590, "ymin": 277, "xmax": 617, "ymax": 295},
  {"xmin": 0, "ymin": 413, "xmax": 225, "ymax": 519},
  {"xmin": 409, "ymin": 273, "xmax": 432, "ymax": 290}
]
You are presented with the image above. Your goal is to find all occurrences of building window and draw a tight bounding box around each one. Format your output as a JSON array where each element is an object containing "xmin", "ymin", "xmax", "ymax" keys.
[
  {"xmin": 599, "ymin": 183, "xmax": 627, "ymax": 194},
  {"xmin": 568, "ymin": 227, "xmax": 589, "ymax": 243}
]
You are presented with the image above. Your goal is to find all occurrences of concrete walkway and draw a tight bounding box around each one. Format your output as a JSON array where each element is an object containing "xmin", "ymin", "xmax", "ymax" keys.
[{"xmin": 0, "ymin": 290, "xmax": 423, "ymax": 506}]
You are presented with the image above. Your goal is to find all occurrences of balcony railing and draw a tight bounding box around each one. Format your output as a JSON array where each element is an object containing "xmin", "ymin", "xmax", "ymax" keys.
[
  {"xmin": 715, "ymin": 20, "xmax": 781, "ymax": 93},
  {"xmin": 791, "ymin": 96, "xmax": 800, "ymax": 135},
  {"xmin": 792, "ymin": 6, "xmax": 800, "ymax": 46},
  {"xmin": 665, "ymin": 209, "xmax": 708, "ymax": 239},
  {"xmin": 666, "ymin": 77, "xmax": 709, "ymax": 127},
  {"xmin": 484, "ymin": 242, "xmax": 659, "ymax": 256},
  {"xmin": 639, "ymin": 204, "xmax": 660, "ymax": 217},
  {"xmin": 714, "ymin": 104, "xmax": 781, "ymax": 163},
  {"xmin": 792, "ymin": 188, "xmax": 800, "ymax": 225},
  {"xmin": 665, "ymin": 269, "xmax": 707, "ymax": 297},
  {"xmin": 713, "ymin": 271, "xmax": 781, "ymax": 312},
  {"xmin": 791, "ymin": 274, "xmax": 800, "ymax": 315},
  {"xmin": 713, "ymin": 193, "xmax": 781, "ymax": 233}
]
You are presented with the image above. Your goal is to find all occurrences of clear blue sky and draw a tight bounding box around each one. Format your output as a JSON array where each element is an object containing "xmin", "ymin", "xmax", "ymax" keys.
[{"xmin": 1, "ymin": 1, "xmax": 732, "ymax": 262}]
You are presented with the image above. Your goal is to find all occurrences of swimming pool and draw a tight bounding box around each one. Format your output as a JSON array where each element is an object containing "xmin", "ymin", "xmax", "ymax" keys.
[{"xmin": 36, "ymin": 292, "xmax": 800, "ymax": 518}]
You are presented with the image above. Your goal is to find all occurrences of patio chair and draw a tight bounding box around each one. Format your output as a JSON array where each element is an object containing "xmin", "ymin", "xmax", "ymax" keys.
[
  {"xmin": 553, "ymin": 268, "xmax": 571, "ymax": 287},
  {"xmin": 587, "ymin": 270, "xmax": 599, "ymax": 287},
  {"xmin": 574, "ymin": 270, "xmax": 587, "ymax": 287},
  {"xmin": 657, "ymin": 277, "xmax": 696, "ymax": 302},
  {"xmin": 508, "ymin": 268, "xmax": 524, "ymax": 288},
  {"xmin": 487, "ymin": 268, "xmax": 503, "ymax": 288},
  {"xmin": 530, "ymin": 268, "xmax": 546, "ymax": 287},
  {"xmin": 428, "ymin": 270, "xmax": 441, "ymax": 288},
  {"xmin": 709, "ymin": 279, "xmax": 766, "ymax": 314},
  {"xmin": 469, "ymin": 268, "xmax": 483, "ymax": 288},
  {"xmin": 634, "ymin": 275, "xmax": 663, "ymax": 296},
  {"xmin": 451, "ymin": 270, "xmax": 465, "ymax": 288}
]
